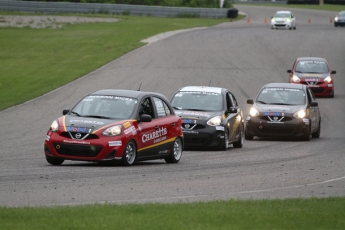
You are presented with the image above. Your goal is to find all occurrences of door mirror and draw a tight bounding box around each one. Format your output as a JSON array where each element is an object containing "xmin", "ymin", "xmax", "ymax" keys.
[
  {"xmin": 228, "ymin": 107, "xmax": 238, "ymax": 113},
  {"xmin": 140, "ymin": 114, "xmax": 152, "ymax": 122},
  {"xmin": 310, "ymin": 101, "xmax": 318, "ymax": 107},
  {"xmin": 247, "ymin": 99, "xmax": 254, "ymax": 105},
  {"xmin": 62, "ymin": 109, "xmax": 70, "ymax": 115}
]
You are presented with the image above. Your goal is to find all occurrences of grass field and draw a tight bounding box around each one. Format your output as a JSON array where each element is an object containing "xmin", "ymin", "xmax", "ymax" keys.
[
  {"xmin": 1, "ymin": 197, "xmax": 345, "ymax": 229},
  {"xmin": 1, "ymin": 4, "xmax": 345, "ymax": 229},
  {"xmin": 0, "ymin": 12, "xmax": 234, "ymax": 111}
]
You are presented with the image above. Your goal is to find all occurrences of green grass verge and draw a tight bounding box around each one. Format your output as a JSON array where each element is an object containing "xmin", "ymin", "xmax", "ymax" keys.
[
  {"xmin": 1, "ymin": 197, "xmax": 344, "ymax": 229},
  {"xmin": 0, "ymin": 12, "xmax": 238, "ymax": 111}
]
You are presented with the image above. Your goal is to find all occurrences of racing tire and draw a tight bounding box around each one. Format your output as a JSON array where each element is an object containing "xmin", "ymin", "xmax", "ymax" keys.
[
  {"xmin": 244, "ymin": 128, "xmax": 254, "ymax": 140},
  {"xmin": 312, "ymin": 119, "xmax": 321, "ymax": 138},
  {"xmin": 121, "ymin": 140, "xmax": 137, "ymax": 166},
  {"xmin": 303, "ymin": 124, "xmax": 312, "ymax": 141},
  {"xmin": 46, "ymin": 156, "xmax": 64, "ymax": 166},
  {"xmin": 219, "ymin": 128, "xmax": 229, "ymax": 151},
  {"xmin": 233, "ymin": 124, "xmax": 244, "ymax": 148},
  {"xmin": 165, "ymin": 137, "xmax": 183, "ymax": 163}
]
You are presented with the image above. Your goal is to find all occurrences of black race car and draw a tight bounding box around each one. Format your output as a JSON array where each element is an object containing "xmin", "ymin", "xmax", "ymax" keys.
[
  {"xmin": 245, "ymin": 83, "xmax": 321, "ymax": 141},
  {"xmin": 170, "ymin": 86, "xmax": 244, "ymax": 150}
]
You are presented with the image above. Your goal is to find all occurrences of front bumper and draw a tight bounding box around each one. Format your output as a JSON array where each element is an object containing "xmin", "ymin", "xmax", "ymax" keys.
[
  {"xmin": 44, "ymin": 132, "xmax": 125, "ymax": 162},
  {"xmin": 305, "ymin": 83, "xmax": 334, "ymax": 97},
  {"xmin": 245, "ymin": 116, "xmax": 309, "ymax": 138},
  {"xmin": 182, "ymin": 126, "xmax": 225, "ymax": 147},
  {"xmin": 271, "ymin": 21, "xmax": 292, "ymax": 29}
]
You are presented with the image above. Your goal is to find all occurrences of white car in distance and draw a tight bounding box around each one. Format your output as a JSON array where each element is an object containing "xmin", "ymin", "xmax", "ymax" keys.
[{"xmin": 271, "ymin": 10, "xmax": 296, "ymax": 30}]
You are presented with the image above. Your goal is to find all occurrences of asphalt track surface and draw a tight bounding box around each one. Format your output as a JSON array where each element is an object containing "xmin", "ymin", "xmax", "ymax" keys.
[{"xmin": 1, "ymin": 5, "xmax": 344, "ymax": 207}]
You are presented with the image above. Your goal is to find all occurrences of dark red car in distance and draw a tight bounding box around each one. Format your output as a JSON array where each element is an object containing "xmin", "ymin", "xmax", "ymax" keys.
[{"xmin": 287, "ymin": 57, "xmax": 336, "ymax": 97}]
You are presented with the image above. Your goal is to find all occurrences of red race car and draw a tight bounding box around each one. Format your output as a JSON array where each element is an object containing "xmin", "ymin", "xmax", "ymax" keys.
[
  {"xmin": 44, "ymin": 89, "xmax": 183, "ymax": 166},
  {"xmin": 287, "ymin": 57, "xmax": 336, "ymax": 97}
]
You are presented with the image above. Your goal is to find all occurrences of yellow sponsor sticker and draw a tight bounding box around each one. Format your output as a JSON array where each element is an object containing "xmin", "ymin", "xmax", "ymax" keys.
[{"xmin": 123, "ymin": 121, "xmax": 131, "ymax": 129}]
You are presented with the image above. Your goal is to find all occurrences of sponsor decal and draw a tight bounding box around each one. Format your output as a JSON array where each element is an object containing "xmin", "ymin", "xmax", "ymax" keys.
[
  {"xmin": 263, "ymin": 106, "xmax": 290, "ymax": 111},
  {"xmin": 124, "ymin": 126, "xmax": 137, "ymax": 135},
  {"xmin": 109, "ymin": 141, "xmax": 122, "ymax": 147},
  {"xmin": 182, "ymin": 119, "xmax": 195, "ymax": 124},
  {"xmin": 179, "ymin": 111, "xmax": 211, "ymax": 118},
  {"xmin": 123, "ymin": 121, "xmax": 131, "ymax": 129},
  {"xmin": 183, "ymin": 130, "xmax": 199, "ymax": 134},
  {"xmin": 216, "ymin": 126, "xmax": 225, "ymax": 131},
  {"xmin": 45, "ymin": 135, "xmax": 50, "ymax": 141},
  {"xmin": 63, "ymin": 140, "xmax": 90, "ymax": 145},
  {"xmin": 154, "ymin": 135, "xmax": 167, "ymax": 144},
  {"xmin": 158, "ymin": 150, "xmax": 169, "ymax": 154},
  {"xmin": 142, "ymin": 127, "xmax": 167, "ymax": 143},
  {"xmin": 66, "ymin": 126, "xmax": 88, "ymax": 133},
  {"xmin": 69, "ymin": 119, "xmax": 104, "ymax": 126},
  {"xmin": 264, "ymin": 112, "xmax": 281, "ymax": 116}
]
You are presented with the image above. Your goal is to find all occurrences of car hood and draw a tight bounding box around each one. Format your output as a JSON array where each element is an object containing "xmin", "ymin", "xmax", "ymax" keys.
[
  {"xmin": 255, "ymin": 104, "xmax": 305, "ymax": 114},
  {"xmin": 174, "ymin": 110, "xmax": 221, "ymax": 121},
  {"xmin": 294, "ymin": 72, "xmax": 329, "ymax": 79},
  {"xmin": 62, "ymin": 115, "xmax": 123, "ymax": 131}
]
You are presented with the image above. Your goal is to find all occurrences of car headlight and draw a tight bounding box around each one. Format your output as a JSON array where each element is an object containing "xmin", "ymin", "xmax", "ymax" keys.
[
  {"xmin": 50, "ymin": 120, "xmax": 59, "ymax": 132},
  {"xmin": 103, "ymin": 125, "xmax": 122, "ymax": 136},
  {"xmin": 335, "ymin": 16, "xmax": 338, "ymax": 22},
  {"xmin": 249, "ymin": 107, "xmax": 259, "ymax": 117},
  {"xmin": 207, "ymin": 116, "xmax": 222, "ymax": 126},
  {"xmin": 292, "ymin": 75, "xmax": 301, "ymax": 83},
  {"xmin": 293, "ymin": 110, "xmax": 306, "ymax": 119},
  {"xmin": 324, "ymin": 76, "xmax": 332, "ymax": 83}
]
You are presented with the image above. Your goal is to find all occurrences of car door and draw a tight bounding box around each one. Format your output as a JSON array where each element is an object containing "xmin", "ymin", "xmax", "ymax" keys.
[
  {"xmin": 152, "ymin": 96, "xmax": 179, "ymax": 155},
  {"xmin": 306, "ymin": 88, "xmax": 320, "ymax": 133},
  {"xmin": 225, "ymin": 92, "xmax": 241, "ymax": 142},
  {"xmin": 136, "ymin": 96, "xmax": 162, "ymax": 159}
]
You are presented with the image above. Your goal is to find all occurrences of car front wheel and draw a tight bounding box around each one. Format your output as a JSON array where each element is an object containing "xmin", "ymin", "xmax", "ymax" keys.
[
  {"xmin": 219, "ymin": 128, "xmax": 229, "ymax": 151},
  {"xmin": 46, "ymin": 156, "xmax": 64, "ymax": 166},
  {"xmin": 233, "ymin": 124, "xmax": 244, "ymax": 148},
  {"xmin": 165, "ymin": 137, "xmax": 183, "ymax": 163},
  {"xmin": 312, "ymin": 119, "xmax": 321, "ymax": 138},
  {"xmin": 121, "ymin": 140, "xmax": 137, "ymax": 166}
]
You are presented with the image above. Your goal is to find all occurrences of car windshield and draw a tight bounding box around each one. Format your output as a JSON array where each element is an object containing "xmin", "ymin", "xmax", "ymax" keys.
[
  {"xmin": 274, "ymin": 13, "xmax": 290, "ymax": 18},
  {"xmin": 339, "ymin": 11, "xmax": 345, "ymax": 16},
  {"xmin": 71, "ymin": 95, "xmax": 137, "ymax": 119},
  {"xmin": 171, "ymin": 91, "xmax": 223, "ymax": 111},
  {"xmin": 295, "ymin": 60, "xmax": 328, "ymax": 73},
  {"xmin": 256, "ymin": 88, "xmax": 306, "ymax": 105}
]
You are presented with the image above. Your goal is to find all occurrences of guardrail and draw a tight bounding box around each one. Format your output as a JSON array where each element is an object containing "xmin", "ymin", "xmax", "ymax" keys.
[{"xmin": 0, "ymin": 0, "xmax": 229, "ymax": 18}]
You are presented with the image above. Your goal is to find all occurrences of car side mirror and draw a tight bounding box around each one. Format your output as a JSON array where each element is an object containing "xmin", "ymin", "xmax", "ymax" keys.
[
  {"xmin": 228, "ymin": 107, "xmax": 238, "ymax": 113},
  {"xmin": 62, "ymin": 109, "xmax": 70, "ymax": 115},
  {"xmin": 310, "ymin": 101, "xmax": 318, "ymax": 107},
  {"xmin": 140, "ymin": 114, "xmax": 152, "ymax": 122},
  {"xmin": 331, "ymin": 70, "xmax": 336, "ymax": 74},
  {"xmin": 287, "ymin": 70, "xmax": 292, "ymax": 73},
  {"xmin": 247, "ymin": 99, "xmax": 254, "ymax": 105}
]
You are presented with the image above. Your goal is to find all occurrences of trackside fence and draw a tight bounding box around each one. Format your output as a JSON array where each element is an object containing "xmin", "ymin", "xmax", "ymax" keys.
[{"xmin": 0, "ymin": 0, "xmax": 229, "ymax": 18}]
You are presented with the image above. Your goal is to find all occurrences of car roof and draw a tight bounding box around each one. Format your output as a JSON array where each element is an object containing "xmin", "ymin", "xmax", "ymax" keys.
[
  {"xmin": 90, "ymin": 89, "xmax": 167, "ymax": 99},
  {"xmin": 176, "ymin": 86, "xmax": 224, "ymax": 94},
  {"xmin": 262, "ymin": 83, "xmax": 305, "ymax": 90},
  {"xmin": 296, "ymin": 57, "xmax": 326, "ymax": 62}
]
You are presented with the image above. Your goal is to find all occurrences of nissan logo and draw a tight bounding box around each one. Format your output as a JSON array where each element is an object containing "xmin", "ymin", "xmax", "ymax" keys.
[{"xmin": 75, "ymin": 133, "xmax": 82, "ymax": 139}]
